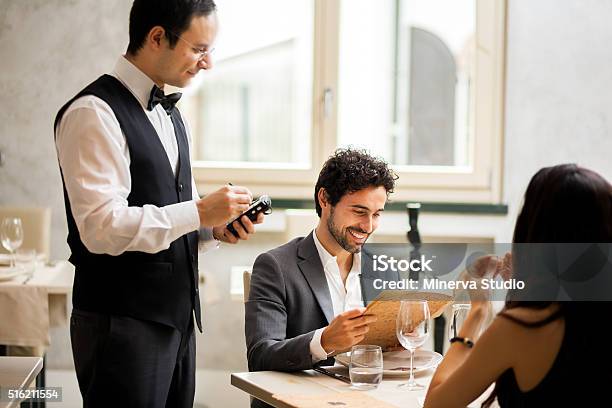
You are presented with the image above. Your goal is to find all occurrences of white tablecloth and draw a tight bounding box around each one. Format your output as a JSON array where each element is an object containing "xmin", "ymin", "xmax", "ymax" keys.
[{"xmin": 0, "ymin": 261, "xmax": 73, "ymax": 350}]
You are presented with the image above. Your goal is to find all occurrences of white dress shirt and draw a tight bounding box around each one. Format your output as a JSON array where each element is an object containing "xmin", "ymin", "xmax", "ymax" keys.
[
  {"xmin": 55, "ymin": 56, "xmax": 204, "ymax": 256},
  {"xmin": 310, "ymin": 229, "xmax": 364, "ymax": 362}
]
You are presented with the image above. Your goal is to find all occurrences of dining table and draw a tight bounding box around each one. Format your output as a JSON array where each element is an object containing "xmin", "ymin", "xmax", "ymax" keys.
[
  {"xmin": 0, "ymin": 260, "xmax": 74, "ymax": 351},
  {"xmin": 231, "ymin": 364, "xmax": 493, "ymax": 407},
  {"xmin": 0, "ymin": 260, "xmax": 74, "ymax": 408}
]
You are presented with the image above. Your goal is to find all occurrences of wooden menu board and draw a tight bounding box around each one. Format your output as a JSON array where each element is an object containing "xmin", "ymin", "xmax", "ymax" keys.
[{"xmin": 358, "ymin": 290, "xmax": 453, "ymax": 350}]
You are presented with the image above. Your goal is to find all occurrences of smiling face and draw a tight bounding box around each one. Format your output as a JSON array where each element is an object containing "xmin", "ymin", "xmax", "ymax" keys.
[
  {"xmin": 156, "ymin": 13, "xmax": 218, "ymax": 88},
  {"xmin": 321, "ymin": 186, "xmax": 387, "ymax": 254}
]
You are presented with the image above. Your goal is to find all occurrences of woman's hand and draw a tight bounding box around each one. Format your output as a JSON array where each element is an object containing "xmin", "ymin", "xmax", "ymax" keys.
[
  {"xmin": 463, "ymin": 252, "xmax": 513, "ymax": 301},
  {"xmin": 497, "ymin": 251, "xmax": 513, "ymax": 280},
  {"xmin": 462, "ymin": 255, "xmax": 497, "ymax": 304}
]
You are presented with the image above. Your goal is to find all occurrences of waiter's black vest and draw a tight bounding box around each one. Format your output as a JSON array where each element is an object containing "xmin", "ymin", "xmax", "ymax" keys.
[{"xmin": 54, "ymin": 75, "xmax": 202, "ymax": 333}]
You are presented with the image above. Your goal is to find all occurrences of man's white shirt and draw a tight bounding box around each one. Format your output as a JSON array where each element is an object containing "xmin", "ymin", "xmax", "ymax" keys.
[
  {"xmin": 310, "ymin": 229, "xmax": 364, "ymax": 361},
  {"xmin": 55, "ymin": 56, "xmax": 213, "ymax": 256}
]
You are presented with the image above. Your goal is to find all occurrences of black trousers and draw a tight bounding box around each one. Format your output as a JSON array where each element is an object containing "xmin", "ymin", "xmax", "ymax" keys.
[{"xmin": 70, "ymin": 309, "xmax": 195, "ymax": 408}]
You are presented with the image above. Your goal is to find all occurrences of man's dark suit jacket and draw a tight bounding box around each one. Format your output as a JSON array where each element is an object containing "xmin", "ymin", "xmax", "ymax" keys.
[{"xmin": 245, "ymin": 232, "xmax": 400, "ymax": 373}]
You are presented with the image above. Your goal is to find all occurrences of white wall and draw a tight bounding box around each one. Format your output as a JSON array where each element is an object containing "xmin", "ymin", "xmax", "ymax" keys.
[
  {"xmin": 502, "ymin": 0, "xmax": 612, "ymax": 238},
  {"xmin": 0, "ymin": 0, "xmax": 132, "ymax": 260}
]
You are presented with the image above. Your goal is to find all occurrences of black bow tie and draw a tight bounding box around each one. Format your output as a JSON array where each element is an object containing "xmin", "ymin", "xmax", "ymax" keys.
[{"xmin": 147, "ymin": 85, "xmax": 182, "ymax": 114}]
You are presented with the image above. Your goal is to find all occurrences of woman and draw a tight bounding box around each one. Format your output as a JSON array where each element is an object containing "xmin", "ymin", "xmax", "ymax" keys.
[{"xmin": 424, "ymin": 164, "xmax": 612, "ymax": 407}]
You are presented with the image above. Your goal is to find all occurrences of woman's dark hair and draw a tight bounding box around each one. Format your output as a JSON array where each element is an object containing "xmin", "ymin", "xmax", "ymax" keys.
[
  {"xmin": 127, "ymin": 0, "xmax": 217, "ymax": 55},
  {"xmin": 482, "ymin": 164, "xmax": 612, "ymax": 407},
  {"xmin": 513, "ymin": 163, "xmax": 612, "ymax": 243},
  {"xmin": 314, "ymin": 148, "xmax": 398, "ymax": 217}
]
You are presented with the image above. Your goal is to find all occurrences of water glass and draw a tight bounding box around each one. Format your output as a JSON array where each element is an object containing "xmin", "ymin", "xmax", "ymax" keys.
[
  {"xmin": 448, "ymin": 303, "xmax": 471, "ymax": 339},
  {"xmin": 396, "ymin": 300, "xmax": 430, "ymax": 390},
  {"xmin": 15, "ymin": 248, "xmax": 37, "ymax": 279},
  {"xmin": 1, "ymin": 217, "xmax": 24, "ymax": 268},
  {"xmin": 349, "ymin": 345, "xmax": 383, "ymax": 390}
]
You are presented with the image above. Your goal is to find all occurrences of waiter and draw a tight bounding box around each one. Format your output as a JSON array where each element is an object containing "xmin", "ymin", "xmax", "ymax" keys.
[{"xmin": 54, "ymin": 1, "xmax": 259, "ymax": 406}]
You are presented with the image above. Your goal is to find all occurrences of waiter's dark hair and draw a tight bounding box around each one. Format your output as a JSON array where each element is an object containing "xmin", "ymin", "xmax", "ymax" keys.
[
  {"xmin": 127, "ymin": 0, "xmax": 217, "ymax": 55},
  {"xmin": 314, "ymin": 148, "xmax": 397, "ymax": 217}
]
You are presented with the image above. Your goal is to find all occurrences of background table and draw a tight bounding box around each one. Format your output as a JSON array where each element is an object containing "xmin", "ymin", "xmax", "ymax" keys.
[
  {"xmin": 0, "ymin": 262, "xmax": 73, "ymax": 408},
  {"xmin": 0, "ymin": 260, "xmax": 74, "ymax": 349},
  {"xmin": 0, "ymin": 260, "xmax": 74, "ymax": 294},
  {"xmin": 0, "ymin": 357, "xmax": 43, "ymax": 408}
]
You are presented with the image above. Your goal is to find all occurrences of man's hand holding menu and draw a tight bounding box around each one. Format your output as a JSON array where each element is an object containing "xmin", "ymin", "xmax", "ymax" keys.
[{"xmin": 321, "ymin": 308, "xmax": 378, "ymax": 355}]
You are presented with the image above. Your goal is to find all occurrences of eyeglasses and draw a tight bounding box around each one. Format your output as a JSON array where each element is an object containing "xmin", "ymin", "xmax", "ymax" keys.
[{"xmin": 167, "ymin": 30, "xmax": 215, "ymax": 62}]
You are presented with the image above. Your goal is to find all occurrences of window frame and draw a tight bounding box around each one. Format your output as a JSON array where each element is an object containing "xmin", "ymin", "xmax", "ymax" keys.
[{"xmin": 191, "ymin": 0, "xmax": 506, "ymax": 204}]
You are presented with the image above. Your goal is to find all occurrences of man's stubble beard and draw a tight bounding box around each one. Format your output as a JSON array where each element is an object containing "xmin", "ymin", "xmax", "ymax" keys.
[{"xmin": 326, "ymin": 206, "xmax": 368, "ymax": 254}]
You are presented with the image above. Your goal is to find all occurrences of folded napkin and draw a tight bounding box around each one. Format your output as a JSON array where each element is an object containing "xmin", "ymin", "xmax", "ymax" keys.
[{"xmin": 0, "ymin": 254, "xmax": 12, "ymax": 266}]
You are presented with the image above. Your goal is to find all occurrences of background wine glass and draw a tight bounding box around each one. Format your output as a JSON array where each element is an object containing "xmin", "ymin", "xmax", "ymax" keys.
[
  {"xmin": 396, "ymin": 299, "xmax": 430, "ymax": 390},
  {"xmin": 1, "ymin": 217, "xmax": 24, "ymax": 268}
]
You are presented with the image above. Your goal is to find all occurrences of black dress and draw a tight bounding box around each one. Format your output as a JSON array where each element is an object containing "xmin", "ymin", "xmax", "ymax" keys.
[{"xmin": 495, "ymin": 311, "xmax": 608, "ymax": 407}]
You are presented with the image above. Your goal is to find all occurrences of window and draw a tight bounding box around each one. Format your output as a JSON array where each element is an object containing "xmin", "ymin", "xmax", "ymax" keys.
[
  {"xmin": 182, "ymin": 0, "xmax": 506, "ymax": 203},
  {"xmin": 184, "ymin": 0, "xmax": 313, "ymax": 168},
  {"xmin": 338, "ymin": 0, "xmax": 475, "ymax": 167}
]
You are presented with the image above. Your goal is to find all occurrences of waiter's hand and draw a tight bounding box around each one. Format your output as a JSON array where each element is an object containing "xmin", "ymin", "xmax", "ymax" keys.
[
  {"xmin": 212, "ymin": 213, "xmax": 265, "ymax": 244},
  {"xmin": 196, "ymin": 185, "xmax": 252, "ymax": 227}
]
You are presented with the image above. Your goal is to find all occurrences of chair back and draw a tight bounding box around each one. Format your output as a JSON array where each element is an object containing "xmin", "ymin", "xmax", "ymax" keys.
[
  {"xmin": 243, "ymin": 270, "xmax": 252, "ymax": 303},
  {"xmin": 0, "ymin": 207, "xmax": 52, "ymax": 260}
]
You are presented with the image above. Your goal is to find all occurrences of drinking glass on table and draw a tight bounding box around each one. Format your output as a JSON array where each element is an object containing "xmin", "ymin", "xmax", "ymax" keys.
[
  {"xmin": 16, "ymin": 248, "xmax": 37, "ymax": 281},
  {"xmin": 349, "ymin": 345, "xmax": 383, "ymax": 390},
  {"xmin": 449, "ymin": 303, "xmax": 471, "ymax": 340},
  {"xmin": 1, "ymin": 217, "xmax": 24, "ymax": 268},
  {"xmin": 396, "ymin": 300, "xmax": 430, "ymax": 390}
]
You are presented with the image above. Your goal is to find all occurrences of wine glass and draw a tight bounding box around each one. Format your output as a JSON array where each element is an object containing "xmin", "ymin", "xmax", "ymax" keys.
[
  {"xmin": 396, "ymin": 299, "xmax": 430, "ymax": 390},
  {"xmin": 1, "ymin": 217, "xmax": 24, "ymax": 268}
]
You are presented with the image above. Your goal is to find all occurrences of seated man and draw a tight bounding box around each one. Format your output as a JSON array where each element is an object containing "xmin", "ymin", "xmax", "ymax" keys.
[{"xmin": 245, "ymin": 149, "xmax": 399, "ymax": 382}]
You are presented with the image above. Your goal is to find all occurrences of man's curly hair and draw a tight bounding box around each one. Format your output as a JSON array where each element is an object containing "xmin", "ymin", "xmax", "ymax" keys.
[{"xmin": 314, "ymin": 148, "xmax": 398, "ymax": 217}]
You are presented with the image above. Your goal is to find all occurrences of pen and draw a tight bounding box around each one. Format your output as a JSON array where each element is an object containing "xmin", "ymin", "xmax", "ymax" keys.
[{"xmin": 313, "ymin": 367, "xmax": 351, "ymax": 384}]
